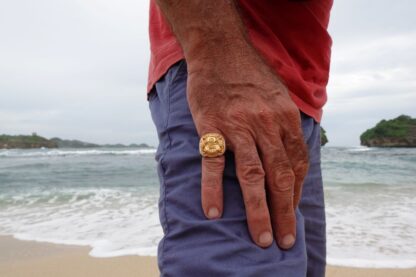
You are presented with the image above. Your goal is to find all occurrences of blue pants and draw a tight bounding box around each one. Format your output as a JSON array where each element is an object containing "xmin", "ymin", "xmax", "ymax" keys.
[{"xmin": 148, "ymin": 59, "xmax": 326, "ymax": 277}]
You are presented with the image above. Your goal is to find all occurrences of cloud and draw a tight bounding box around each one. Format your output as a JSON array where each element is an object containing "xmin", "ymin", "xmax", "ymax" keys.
[
  {"xmin": 322, "ymin": 1, "xmax": 416, "ymax": 146},
  {"xmin": 0, "ymin": 0, "xmax": 156, "ymax": 145},
  {"xmin": 0, "ymin": 0, "xmax": 415, "ymax": 146}
]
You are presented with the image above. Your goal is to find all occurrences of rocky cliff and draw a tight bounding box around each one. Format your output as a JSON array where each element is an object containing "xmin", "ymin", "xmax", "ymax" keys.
[{"xmin": 360, "ymin": 115, "xmax": 416, "ymax": 147}]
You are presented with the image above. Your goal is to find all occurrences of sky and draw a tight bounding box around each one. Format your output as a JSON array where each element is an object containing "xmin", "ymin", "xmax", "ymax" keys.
[{"xmin": 0, "ymin": 0, "xmax": 415, "ymax": 147}]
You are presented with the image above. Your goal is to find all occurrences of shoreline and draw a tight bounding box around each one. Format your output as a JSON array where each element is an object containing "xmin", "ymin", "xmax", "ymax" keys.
[
  {"xmin": 0, "ymin": 235, "xmax": 158, "ymax": 277},
  {"xmin": 1, "ymin": 235, "xmax": 415, "ymax": 277}
]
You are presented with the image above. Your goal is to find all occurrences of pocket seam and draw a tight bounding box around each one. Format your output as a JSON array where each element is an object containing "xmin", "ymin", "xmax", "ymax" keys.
[{"xmin": 165, "ymin": 59, "xmax": 186, "ymax": 149}]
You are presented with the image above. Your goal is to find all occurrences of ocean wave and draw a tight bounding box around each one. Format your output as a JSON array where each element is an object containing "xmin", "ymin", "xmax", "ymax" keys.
[
  {"xmin": 1, "ymin": 185, "xmax": 415, "ymax": 268},
  {"xmin": 1, "ymin": 146, "xmax": 415, "ymax": 268},
  {"xmin": 327, "ymin": 258, "xmax": 416, "ymax": 269},
  {"xmin": 323, "ymin": 181, "xmax": 404, "ymax": 188},
  {"xmin": 346, "ymin": 147, "xmax": 373, "ymax": 152},
  {"xmin": 5, "ymin": 233, "xmax": 416, "ymax": 268},
  {"xmin": 0, "ymin": 148, "xmax": 156, "ymax": 158},
  {"xmin": 0, "ymin": 187, "xmax": 162, "ymax": 258}
]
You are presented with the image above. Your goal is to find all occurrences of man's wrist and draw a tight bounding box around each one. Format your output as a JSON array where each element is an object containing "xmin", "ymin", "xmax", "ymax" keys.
[{"xmin": 185, "ymin": 37, "xmax": 257, "ymax": 75}]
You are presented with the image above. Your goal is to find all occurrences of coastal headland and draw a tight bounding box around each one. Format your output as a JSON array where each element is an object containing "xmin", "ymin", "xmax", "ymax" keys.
[
  {"xmin": 360, "ymin": 115, "xmax": 416, "ymax": 147},
  {"xmin": 0, "ymin": 133, "xmax": 151, "ymax": 149}
]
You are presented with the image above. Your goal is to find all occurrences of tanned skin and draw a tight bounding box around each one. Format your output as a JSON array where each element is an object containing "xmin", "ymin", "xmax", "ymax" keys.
[{"xmin": 155, "ymin": 0, "xmax": 309, "ymax": 249}]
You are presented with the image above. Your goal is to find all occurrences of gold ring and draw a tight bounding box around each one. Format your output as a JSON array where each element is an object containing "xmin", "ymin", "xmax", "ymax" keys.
[{"xmin": 199, "ymin": 133, "xmax": 226, "ymax": 158}]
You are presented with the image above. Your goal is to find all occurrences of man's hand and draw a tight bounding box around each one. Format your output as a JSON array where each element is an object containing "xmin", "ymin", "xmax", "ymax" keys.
[
  {"xmin": 156, "ymin": 0, "xmax": 309, "ymax": 249},
  {"xmin": 187, "ymin": 52, "xmax": 309, "ymax": 249}
]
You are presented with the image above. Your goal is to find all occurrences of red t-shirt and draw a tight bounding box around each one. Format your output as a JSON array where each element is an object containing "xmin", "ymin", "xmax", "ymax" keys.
[{"xmin": 147, "ymin": 0, "xmax": 333, "ymax": 122}]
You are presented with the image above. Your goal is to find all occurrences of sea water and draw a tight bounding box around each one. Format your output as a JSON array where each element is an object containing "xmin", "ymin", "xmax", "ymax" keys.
[{"xmin": 0, "ymin": 147, "xmax": 415, "ymax": 268}]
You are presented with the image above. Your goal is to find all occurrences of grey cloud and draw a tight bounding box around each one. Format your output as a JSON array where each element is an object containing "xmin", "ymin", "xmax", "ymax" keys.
[{"xmin": 1, "ymin": 0, "xmax": 415, "ymax": 147}]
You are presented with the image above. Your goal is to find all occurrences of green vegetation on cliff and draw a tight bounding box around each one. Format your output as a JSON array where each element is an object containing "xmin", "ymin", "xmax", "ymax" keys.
[
  {"xmin": 360, "ymin": 115, "xmax": 416, "ymax": 147},
  {"xmin": 0, "ymin": 133, "xmax": 58, "ymax": 149},
  {"xmin": 0, "ymin": 133, "xmax": 153, "ymax": 149},
  {"xmin": 50, "ymin": 137, "xmax": 100, "ymax": 148},
  {"xmin": 320, "ymin": 127, "xmax": 328, "ymax": 146}
]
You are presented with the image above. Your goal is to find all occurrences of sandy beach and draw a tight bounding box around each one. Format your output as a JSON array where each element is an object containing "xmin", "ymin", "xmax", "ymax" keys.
[{"xmin": 0, "ymin": 235, "xmax": 414, "ymax": 277}]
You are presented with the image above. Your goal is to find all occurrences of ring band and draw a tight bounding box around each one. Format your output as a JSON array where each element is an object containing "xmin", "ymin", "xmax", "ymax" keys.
[{"xmin": 199, "ymin": 133, "xmax": 226, "ymax": 158}]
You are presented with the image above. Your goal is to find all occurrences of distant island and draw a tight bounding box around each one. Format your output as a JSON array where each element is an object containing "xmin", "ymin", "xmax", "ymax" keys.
[
  {"xmin": 360, "ymin": 115, "xmax": 416, "ymax": 147},
  {"xmin": 320, "ymin": 127, "xmax": 328, "ymax": 146},
  {"xmin": 1, "ymin": 128, "xmax": 330, "ymax": 149},
  {"xmin": 0, "ymin": 133, "xmax": 152, "ymax": 149}
]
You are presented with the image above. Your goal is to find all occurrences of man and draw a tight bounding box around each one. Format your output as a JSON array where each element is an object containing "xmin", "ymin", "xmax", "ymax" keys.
[{"xmin": 147, "ymin": 1, "xmax": 332, "ymax": 276}]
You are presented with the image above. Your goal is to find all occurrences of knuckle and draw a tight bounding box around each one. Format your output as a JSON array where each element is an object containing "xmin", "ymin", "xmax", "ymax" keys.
[
  {"xmin": 280, "ymin": 112, "xmax": 301, "ymax": 129},
  {"xmin": 238, "ymin": 163, "xmax": 265, "ymax": 185},
  {"xmin": 284, "ymin": 134, "xmax": 305, "ymax": 148},
  {"xmin": 272, "ymin": 159, "xmax": 291, "ymax": 172},
  {"xmin": 273, "ymin": 170, "xmax": 295, "ymax": 192},
  {"xmin": 278, "ymin": 103, "xmax": 296, "ymax": 116},
  {"xmin": 231, "ymin": 134, "xmax": 251, "ymax": 147},
  {"xmin": 294, "ymin": 159, "xmax": 309, "ymax": 175},
  {"xmin": 257, "ymin": 109, "xmax": 275, "ymax": 122},
  {"xmin": 228, "ymin": 131, "xmax": 254, "ymax": 152},
  {"xmin": 227, "ymin": 109, "xmax": 248, "ymax": 123}
]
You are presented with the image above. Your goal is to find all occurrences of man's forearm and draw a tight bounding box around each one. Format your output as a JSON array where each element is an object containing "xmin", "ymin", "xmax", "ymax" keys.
[{"xmin": 155, "ymin": 0, "xmax": 260, "ymax": 73}]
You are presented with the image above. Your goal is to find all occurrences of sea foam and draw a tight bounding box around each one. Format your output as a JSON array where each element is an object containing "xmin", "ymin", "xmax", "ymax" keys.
[
  {"xmin": 0, "ymin": 187, "xmax": 162, "ymax": 258},
  {"xmin": 1, "ymin": 184, "xmax": 415, "ymax": 268},
  {"xmin": 0, "ymin": 148, "xmax": 156, "ymax": 158},
  {"xmin": 0, "ymin": 147, "xmax": 415, "ymax": 268}
]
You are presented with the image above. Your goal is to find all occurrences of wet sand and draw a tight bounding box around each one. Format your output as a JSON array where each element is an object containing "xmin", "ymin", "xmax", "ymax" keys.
[{"xmin": 0, "ymin": 235, "xmax": 414, "ymax": 277}]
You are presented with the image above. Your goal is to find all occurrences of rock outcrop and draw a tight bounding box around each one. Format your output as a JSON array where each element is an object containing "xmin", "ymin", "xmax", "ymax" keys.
[
  {"xmin": 320, "ymin": 127, "xmax": 328, "ymax": 146},
  {"xmin": 360, "ymin": 115, "xmax": 416, "ymax": 147}
]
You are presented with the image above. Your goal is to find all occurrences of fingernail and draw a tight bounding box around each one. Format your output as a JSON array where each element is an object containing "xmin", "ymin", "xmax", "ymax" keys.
[
  {"xmin": 207, "ymin": 207, "xmax": 219, "ymax": 219},
  {"xmin": 280, "ymin": 234, "xmax": 295, "ymax": 248},
  {"xmin": 258, "ymin": 232, "xmax": 273, "ymax": 246}
]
